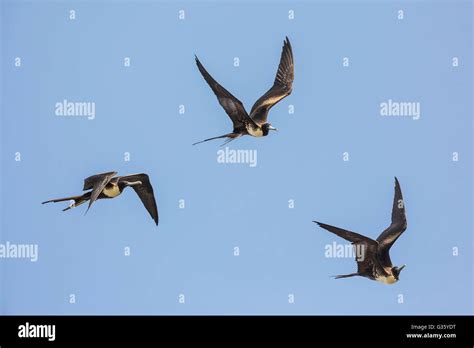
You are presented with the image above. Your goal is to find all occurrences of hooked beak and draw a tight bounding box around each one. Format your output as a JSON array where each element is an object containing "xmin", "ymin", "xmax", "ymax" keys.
[{"xmin": 269, "ymin": 125, "xmax": 278, "ymax": 131}]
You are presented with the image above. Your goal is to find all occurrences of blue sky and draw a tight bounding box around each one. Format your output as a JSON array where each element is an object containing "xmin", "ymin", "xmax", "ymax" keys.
[{"xmin": 1, "ymin": 0, "xmax": 472, "ymax": 314}]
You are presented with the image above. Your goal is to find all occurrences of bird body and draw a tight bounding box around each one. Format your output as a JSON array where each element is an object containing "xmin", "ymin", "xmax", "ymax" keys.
[
  {"xmin": 378, "ymin": 274, "xmax": 397, "ymax": 285},
  {"xmin": 193, "ymin": 37, "xmax": 293, "ymax": 145},
  {"xmin": 246, "ymin": 123, "xmax": 264, "ymax": 137},
  {"xmin": 314, "ymin": 177, "xmax": 407, "ymax": 284},
  {"xmin": 42, "ymin": 172, "xmax": 159, "ymax": 225}
]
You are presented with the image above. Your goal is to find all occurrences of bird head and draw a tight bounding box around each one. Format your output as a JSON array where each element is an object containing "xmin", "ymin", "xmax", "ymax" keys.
[
  {"xmin": 392, "ymin": 264, "xmax": 406, "ymax": 280},
  {"xmin": 262, "ymin": 123, "xmax": 278, "ymax": 135}
]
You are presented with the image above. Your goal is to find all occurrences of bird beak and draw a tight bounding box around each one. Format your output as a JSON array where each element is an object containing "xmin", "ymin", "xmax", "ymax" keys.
[
  {"xmin": 269, "ymin": 126, "xmax": 278, "ymax": 131},
  {"xmin": 399, "ymin": 265, "xmax": 406, "ymax": 272}
]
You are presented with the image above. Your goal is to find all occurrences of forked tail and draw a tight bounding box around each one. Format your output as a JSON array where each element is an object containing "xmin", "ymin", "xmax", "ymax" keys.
[
  {"xmin": 334, "ymin": 273, "xmax": 359, "ymax": 279},
  {"xmin": 192, "ymin": 133, "xmax": 238, "ymax": 146},
  {"xmin": 42, "ymin": 192, "xmax": 91, "ymax": 212}
]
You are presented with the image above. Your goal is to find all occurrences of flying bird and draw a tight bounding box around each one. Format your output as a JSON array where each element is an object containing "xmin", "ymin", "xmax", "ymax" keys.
[
  {"xmin": 193, "ymin": 37, "xmax": 294, "ymax": 146},
  {"xmin": 42, "ymin": 171, "xmax": 159, "ymax": 225},
  {"xmin": 314, "ymin": 177, "xmax": 407, "ymax": 284}
]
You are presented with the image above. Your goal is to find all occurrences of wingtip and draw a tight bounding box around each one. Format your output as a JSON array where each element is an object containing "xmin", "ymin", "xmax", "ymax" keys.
[
  {"xmin": 84, "ymin": 203, "xmax": 92, "ymax": 216},
  {"xmin": 394, "ymin": 176, "xmax": 400, "ymax": 187}
]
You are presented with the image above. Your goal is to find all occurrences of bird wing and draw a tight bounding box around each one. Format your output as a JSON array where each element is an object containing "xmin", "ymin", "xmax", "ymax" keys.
[
  {"xmin": 195, "ymin": 55, "xmax": 254, "ymax": 131},
  {"xmin": 376, "ymin": 177, "xmax": 407, "ymax": 265},
  {"xmin": 119, "ymin": 174, "xmax": 159, "ymax": 225},
  {"xmin": 314, "ymin": 221, "xmax": 379, "ymax": 275},
  {"xmin": 84, "ymin": 171, "xmax": 117, "ymax": 213},
  {"xmin": 314, "ymin": 221, "xmax": 377, "ymax": 245},
  {"xmin": 250, "ymin": 37, "xmax": 294, "ymax": 126},
  {"xmin": 83, "ymin": 171, "xmax": 117, "ymax": 191}
]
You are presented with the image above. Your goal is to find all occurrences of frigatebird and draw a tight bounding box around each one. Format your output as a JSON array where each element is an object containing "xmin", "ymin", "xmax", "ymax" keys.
[
  {"xmin": 42, "ymin": 171, "xmax": 159, "ymax": 225},
  {"xmin": 193, "ymin": 37, "xmax": 294, "ymax": 145},
  {"xmin": 314, "ymin": 177, "xmax": 407, "ymax": 284}
]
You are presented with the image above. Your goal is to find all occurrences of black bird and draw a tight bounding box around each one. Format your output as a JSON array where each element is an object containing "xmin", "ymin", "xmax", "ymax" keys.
[
  {"xmin": 193, "ymin": 37, "xmax": 294, "ymax": 145},
  {"xmin": 314, "ymin": 177, "xmax": 407, "ymax": 284},
  {"xmin": 42, "ymin": 171, "xmax": 159, "ymax": 225}
]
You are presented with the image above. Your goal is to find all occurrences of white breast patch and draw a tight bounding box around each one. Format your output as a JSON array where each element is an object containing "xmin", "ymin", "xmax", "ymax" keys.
[
  {"xmin": 376, "ymin": 275, "xmax": 397, "ymax": 284},
  {"xmin": 246, "ymin": 124, "xmax": 264, "ymax": 137}
]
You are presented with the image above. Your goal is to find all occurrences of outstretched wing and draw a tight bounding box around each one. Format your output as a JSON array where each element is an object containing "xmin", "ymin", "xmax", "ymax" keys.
[
  {"xmin": 250, "ymin": 37, "xmax": 294, "ymax": 126},
  {"xmin": 83, "ymin": 171, "xmax": 117, "ymax": 191},
  {"xmin": 376, "ymin": 177, "xmax": 407, "ymax": 265},
  {"xmin": 119, "ymin": 174, "xmax": 159, "ymax": 225},
  {"xmin": 83, "ymin": 171, "xmax": 117, "ymax": 213},
  {"xmin": 195, "ymin": 55, "xmax": 253, "ymax": 131},
  {"xmin": 314, "ymin": 221, "xmax": 378, "ymax": 274},
  {"xmin": 314, "ymin": 221, "xmax": 376, "ymax": 245}
]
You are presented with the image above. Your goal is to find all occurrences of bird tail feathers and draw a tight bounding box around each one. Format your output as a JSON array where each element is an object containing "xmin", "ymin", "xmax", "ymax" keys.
[
  {"xmin": 192, "ymin": 133, "xmax": 236, "ymax": 146},
  {"xmin": 334, "ymin": 273, "xmax": 359, "ymax": 279},
  {"xmin": 42, "ymin": 193, "xmax": 90, "ymax": 212},
  {"xmin": 62, "ymin": 198, "xmax": 89, "ymax": 212},
  {"xmin": 42, "ymin": 195, "xmax": 83, "ymax": 204}
]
